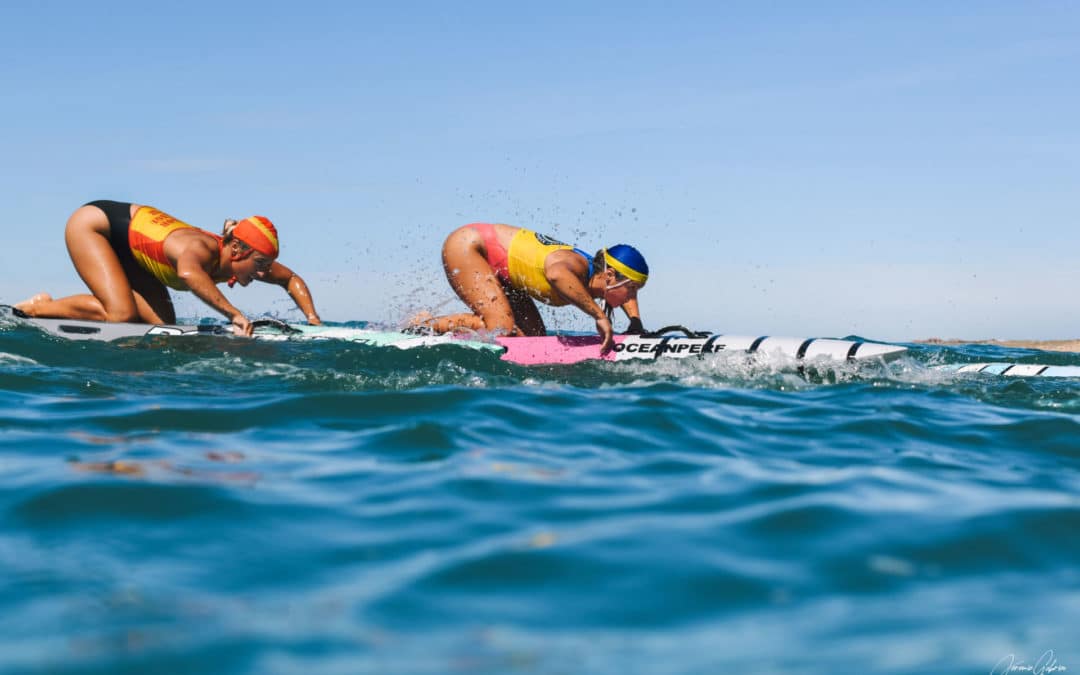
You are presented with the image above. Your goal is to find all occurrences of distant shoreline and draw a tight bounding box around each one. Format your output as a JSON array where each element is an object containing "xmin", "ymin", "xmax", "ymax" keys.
[{"xmin": 915, "ymin": 338, "xmax": 1080, "ymax": 353}]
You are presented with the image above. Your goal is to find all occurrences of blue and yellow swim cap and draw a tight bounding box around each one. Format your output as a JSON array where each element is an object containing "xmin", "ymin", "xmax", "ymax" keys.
[{"xmin": 604, "ymin": 244, "xmax": 649, "ymax": 286}]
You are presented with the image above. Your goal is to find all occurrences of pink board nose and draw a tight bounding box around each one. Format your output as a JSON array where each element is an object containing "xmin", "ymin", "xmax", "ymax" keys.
[{"xmin": 496, "ymin": 335, "xmax": 623, "ymax": 365}]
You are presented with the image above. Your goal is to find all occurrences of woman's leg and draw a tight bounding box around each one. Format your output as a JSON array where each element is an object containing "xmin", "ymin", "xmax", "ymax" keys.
[
  {"xmin": 128, "ymin": 268, "xmax": 177, "ymax": 323},
  {"xmin": 506, "ymin": 289, "xmax": 546, "ymax": 336},
  {"xmin": 15, "ymin": 205, "xmax": 139, "ymax": 322},
  {"xmin": 434, "ymin": 226, "xmax": 518, "ymax": 334},
  {"xmin": 420, "ymin": 312, "xmax": 486, "ymax": 333}
]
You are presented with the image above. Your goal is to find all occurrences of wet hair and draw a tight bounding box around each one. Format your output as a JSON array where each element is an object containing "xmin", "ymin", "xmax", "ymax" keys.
[{"xmin": 221, "ymin": 219, "xmax": 244, "ymax": 246}]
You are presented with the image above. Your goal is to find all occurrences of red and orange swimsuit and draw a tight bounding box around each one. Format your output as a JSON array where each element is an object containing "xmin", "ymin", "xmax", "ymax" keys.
[
  {"xmin": 90, "ymin": 200, "xmax": 221, "ymax": 291},
  {"xmin": 127, "ymin": 206, "xmax": 223, "ymax": 290}
]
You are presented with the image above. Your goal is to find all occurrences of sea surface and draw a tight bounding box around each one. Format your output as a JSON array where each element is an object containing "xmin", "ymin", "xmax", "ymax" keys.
[{"xmin": 1, "ymin": 318, "xmax": 1078, "ymax": 675}]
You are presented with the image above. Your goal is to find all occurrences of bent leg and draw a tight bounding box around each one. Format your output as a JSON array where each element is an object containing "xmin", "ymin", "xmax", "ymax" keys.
[
  {"xmin": 433, "ymin": 226, "xmax": 517, "ymax": 334},
  {"xmin": 14, "ymin": 292, "xmax": 108, "ymax": 321},
  {"xmin": 21, "ymin": 205, "xmax": 141, "ymax": 322},
  {"xmin": 506, "ymin": 289, "xmax": 546, "ymax": 336},
  {"xmin": 65, "ymin": 205, "xmax": 140, "ymax": 322},
  {"xmin": 425, "ymin": 313, "xmax": 486, "ymax": 333},
  {"xmin": 129, "ymin": 268, "xmax": 176, "ymax": 323}
]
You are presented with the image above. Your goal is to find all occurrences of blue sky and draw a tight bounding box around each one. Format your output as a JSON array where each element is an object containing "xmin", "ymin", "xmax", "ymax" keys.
[{"xmin": 1, "ymin": 1, "xmax": 1077, "ymax": 339}]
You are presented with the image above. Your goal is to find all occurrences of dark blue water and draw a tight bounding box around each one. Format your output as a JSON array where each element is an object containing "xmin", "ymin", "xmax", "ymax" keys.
[{"xmin": 1, "ymin": 320, "xmax": 1077, "ymax": 675}]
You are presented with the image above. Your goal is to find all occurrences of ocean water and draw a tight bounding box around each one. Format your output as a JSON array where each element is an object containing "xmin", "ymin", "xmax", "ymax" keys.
[{"xmin": 1, "ymin": 319, "xmax": 1077, "ymax": 675}]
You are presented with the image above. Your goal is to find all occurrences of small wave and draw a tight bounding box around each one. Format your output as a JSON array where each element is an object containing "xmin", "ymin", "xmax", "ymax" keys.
[
  {"xmin": 11, "ymin": 480, "xmax": 249, "ymax": 524},
  {"xmin": 0, "ymin": 351, "xmax": 38, "ymax": 365},
  {"xmin": 173, "ymin": 353, "xmax": 306, "ymax": 379}
]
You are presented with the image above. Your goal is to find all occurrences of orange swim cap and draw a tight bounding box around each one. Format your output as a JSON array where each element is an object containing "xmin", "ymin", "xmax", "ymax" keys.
[{"xmin": 232, "ymin": 216, "xmax": 279, "ymax": 257}]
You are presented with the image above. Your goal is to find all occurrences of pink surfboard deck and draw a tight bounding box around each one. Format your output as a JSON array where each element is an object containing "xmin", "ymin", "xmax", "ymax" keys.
[
  {"xmin": 495, "ymin": 335, "xmax": 619, "ymax": 365},
  {"xmin": 491, "ymin": 333, "xmax": 908, "ymax": 366}
]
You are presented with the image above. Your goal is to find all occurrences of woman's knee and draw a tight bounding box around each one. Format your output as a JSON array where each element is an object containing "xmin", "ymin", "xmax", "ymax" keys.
[
  {"xmin": 479, "ymin": 311, "xmax": 516, "ymax": 334},
  {"xmin": 102, "ymin": 304, "xmax": 138, "ymax": 323}
]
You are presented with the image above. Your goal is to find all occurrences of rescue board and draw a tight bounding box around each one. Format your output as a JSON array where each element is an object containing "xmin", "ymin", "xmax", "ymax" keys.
[
  {"xmin": 943, "ymin": 363, "xmax": 1080, "ymax": 378},
  {"xmin": 1, "ymin": 306, "xmax": 907, "ymax": 365},
  {"xmin": 499, "ymin": 330, "xmax": 907, "ymax": 364}
]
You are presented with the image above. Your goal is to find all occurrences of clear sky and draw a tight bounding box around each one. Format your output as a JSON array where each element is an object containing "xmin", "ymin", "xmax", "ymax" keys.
[{"xmin": 1, "ymin": 1, "xmax": 1077, "ymax": 340}]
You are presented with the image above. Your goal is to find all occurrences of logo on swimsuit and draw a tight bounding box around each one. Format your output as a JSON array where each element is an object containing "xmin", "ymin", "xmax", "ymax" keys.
[{"xmin": 534, "ymin": 232, "xmax": 569, "ymax": 247}]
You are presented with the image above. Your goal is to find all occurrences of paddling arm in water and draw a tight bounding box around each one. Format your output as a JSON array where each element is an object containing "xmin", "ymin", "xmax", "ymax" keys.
[
  {"xmin": 14, "ymin": 201, "xmax": 322, "ymax": 336},
  {"xmin": 421, "ymin": 223, "xmax": 648, "ymax": 352}
]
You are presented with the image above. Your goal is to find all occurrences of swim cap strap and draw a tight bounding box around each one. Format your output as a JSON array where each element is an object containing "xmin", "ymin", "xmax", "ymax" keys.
[{"xmin": 226, "ymin": 246, "xmax": 252, "ymax": 288}]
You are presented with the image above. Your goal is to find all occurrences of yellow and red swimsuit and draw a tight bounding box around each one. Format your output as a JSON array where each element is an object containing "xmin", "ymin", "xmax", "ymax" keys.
[{"xmin": 466, "ymin": 224, "xmax": 593, "ymax": 306}]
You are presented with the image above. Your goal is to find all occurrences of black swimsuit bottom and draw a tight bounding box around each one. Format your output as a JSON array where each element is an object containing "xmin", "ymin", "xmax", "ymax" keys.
[{"xmin": 85, "ymin": 200, "xmax": 139, "ymax": 272}]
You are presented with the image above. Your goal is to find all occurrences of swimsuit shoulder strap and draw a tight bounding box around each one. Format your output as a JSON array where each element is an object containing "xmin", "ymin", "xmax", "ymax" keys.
[
  {"xmin": 199, "ymin": 229, "xmax": 225, "ymax": 273},
  {"xmin": 572, "ymin": 248, "xmax": 593, "ymax": 279}
]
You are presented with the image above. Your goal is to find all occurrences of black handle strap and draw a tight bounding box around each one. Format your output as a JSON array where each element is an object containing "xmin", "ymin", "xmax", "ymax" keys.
[
  {"xmin": 642, "ymin": 325, "xmax": 711, "ymax": 339},
  {"xmin": 251, "ymin": 318, "xmax": 301, "ymax": 335},
  {"xmin": 621, "ymin": 316, "xmax": 646, "ymax": 335}
]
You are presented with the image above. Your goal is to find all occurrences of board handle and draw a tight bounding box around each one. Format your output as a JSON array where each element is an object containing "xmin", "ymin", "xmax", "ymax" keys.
[
  {"xmin": 251, "ymin": 317, "xmax": 302, "ymax": 335},
  {"xmin": 642, "ymin": 325, "xmax": 712, "ymax": 339}
]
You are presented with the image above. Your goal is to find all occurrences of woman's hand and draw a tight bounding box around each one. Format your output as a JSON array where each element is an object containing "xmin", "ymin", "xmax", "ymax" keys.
[
  {"xmin": 231, "ymin": 313, "xmax": 253, "ymax": 337},
  {"xmin": 596, "ymin": 315, "xmax": 615, "ymax": 353}
]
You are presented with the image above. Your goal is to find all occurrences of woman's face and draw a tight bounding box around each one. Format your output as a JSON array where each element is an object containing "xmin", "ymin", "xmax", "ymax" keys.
[
  {"xmin": 232, "ymin": 249, "xmax": 275, "ymax": 286},
  {"xmin": 603, "ymin": 271, "xmax": 639, "ymax": 308}
]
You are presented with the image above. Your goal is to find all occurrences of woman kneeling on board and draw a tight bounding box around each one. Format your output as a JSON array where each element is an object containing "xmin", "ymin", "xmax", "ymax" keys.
[
  {"xmin": 422, "ymin": 223, "xmax": 648, "ymax": 352},
  {"xmin": 14, "ymin": 200, "xmax": 321, "ymax": 336}
]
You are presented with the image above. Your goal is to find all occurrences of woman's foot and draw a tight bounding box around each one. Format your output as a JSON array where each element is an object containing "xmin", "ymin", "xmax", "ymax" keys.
[
  {"xmin": 402, "ymin": 311, "xmax": 436, "ymax": 334},
  {"xmin": 13, "ymin": 293, "xmax": 52, "ymax": 315}
]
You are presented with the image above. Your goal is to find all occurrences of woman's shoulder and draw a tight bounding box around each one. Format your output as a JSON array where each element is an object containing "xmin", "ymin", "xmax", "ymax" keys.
[
  {"xmin": 544, "ymin": 246, "xmax": 590, "ymax": 275},
  {"xmin": 168, "ymin": 223, "xmax": 220, "ymax": 249}
]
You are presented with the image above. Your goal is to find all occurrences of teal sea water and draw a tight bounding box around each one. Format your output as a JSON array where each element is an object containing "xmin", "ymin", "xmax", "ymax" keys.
[{"xmin": 1, "ymin": 319, "xmax": 1078, "ymax": 675}]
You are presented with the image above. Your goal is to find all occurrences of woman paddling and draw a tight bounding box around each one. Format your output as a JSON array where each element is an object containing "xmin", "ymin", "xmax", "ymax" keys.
[
  {"xmin": 14, "ymin": 200, "xmax": 321, "ymax": 336},
  {"xmin": 421, "ymin": 222, "xmax": 648, "ymax": 351}
]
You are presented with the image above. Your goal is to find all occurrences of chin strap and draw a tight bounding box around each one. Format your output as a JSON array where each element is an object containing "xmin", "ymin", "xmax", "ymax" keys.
[
  {"xmin": 225, "ymin": 242, "xmax": 255, "ymax": 288},
  {"xmin": 600, "ymin": 249, "xmax": 610, "ymax": 316}
]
